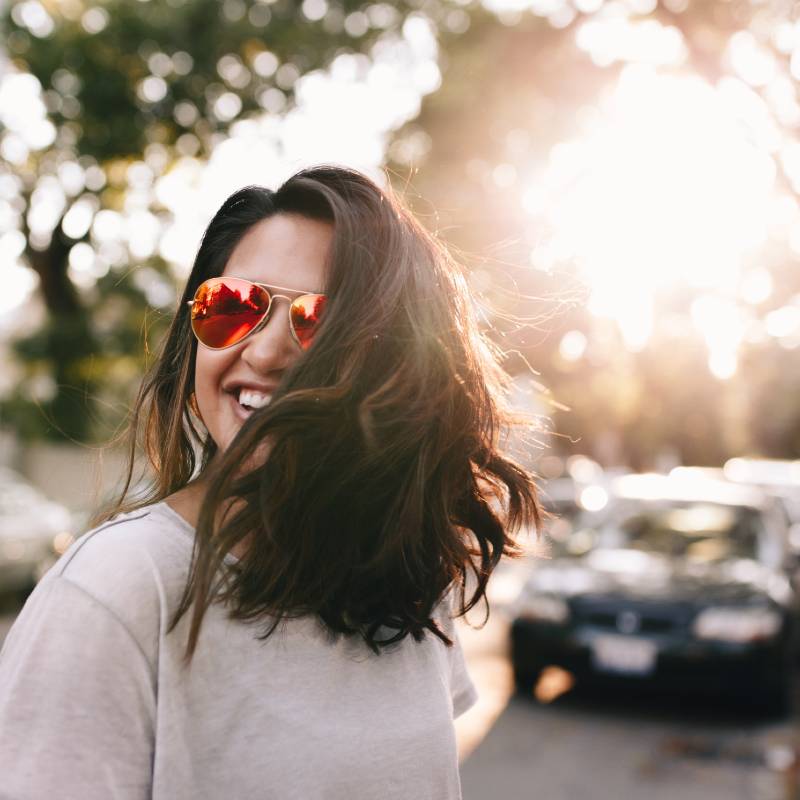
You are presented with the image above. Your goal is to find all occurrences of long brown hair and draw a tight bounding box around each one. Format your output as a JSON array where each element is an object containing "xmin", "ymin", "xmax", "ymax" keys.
[{"xmin": 96, "ymin": 165, "xmax": 543, "ymax": 660}]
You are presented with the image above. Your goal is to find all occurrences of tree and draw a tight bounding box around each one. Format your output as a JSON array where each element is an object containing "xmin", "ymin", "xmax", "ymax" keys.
[
  {"xmin": 397, "ymin": 0, "xmax": 800, "ymax": 466},
  {"xmin": 0, "ymin": 0, "xmax": 445, "ymax": 441}
]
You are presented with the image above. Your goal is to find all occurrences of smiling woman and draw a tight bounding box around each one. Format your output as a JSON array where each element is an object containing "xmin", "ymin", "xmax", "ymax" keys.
[
  {"xmin": 0, "ymin": 165, "xmax": 543, "ymax": 800},
  {"xmin": 190, "ymin": 214, "xmax": 332, "ymax": 451}
]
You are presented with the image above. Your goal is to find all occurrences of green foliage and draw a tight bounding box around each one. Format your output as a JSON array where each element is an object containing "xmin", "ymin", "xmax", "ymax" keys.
[
  {"xmin": 6, "ymin": 0, "xmax": 407, "ymax": 160},
  {"xmin": 1, "ymin": 0, "xmax": 429, "ymax": 442}
]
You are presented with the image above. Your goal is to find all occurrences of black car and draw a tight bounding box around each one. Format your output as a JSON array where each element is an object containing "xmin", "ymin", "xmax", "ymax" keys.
[{"xmin": 510, "ymin": 473, "xmax": 800, "ymax": 711}]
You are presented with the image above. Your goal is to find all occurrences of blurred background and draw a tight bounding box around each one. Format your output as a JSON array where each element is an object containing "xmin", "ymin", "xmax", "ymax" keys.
[{"xmin": 2, "ymin": 0, "xmax": 800, "ymax": 797}]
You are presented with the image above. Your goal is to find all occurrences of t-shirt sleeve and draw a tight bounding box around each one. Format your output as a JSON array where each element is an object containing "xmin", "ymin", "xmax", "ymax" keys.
[
  {"xmin": 0, "ymin": 574, "xmax": 156, "ymax": 800},
  {"xmin": 441, "ymin": 590, "xmax": 479, "ymax": 719},
  {"xmin": 449, "ymin": 626, "xmax": 478, "ymax": 719}
]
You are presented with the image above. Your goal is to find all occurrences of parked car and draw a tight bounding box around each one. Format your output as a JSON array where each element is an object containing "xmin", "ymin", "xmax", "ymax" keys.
[
  {"xmin": 510, "ymin": 473, "xmax": 800, "ymax": 711},
  {"xmin": 672, "ymin": 461, "xmax": 800, "ymax": 557},
  {"xmin": 723, "ymin": 459, "xmax": 800, "ymax": 549},
  {"xmin": 0, "ymin": 467, "xmax": 74, "ymax": 597}
]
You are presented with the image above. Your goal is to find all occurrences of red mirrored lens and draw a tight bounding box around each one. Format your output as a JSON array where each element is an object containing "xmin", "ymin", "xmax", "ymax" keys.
[
  {"xmin": 291, "ymin": 294, "xmax": 327, "ymax": 350},
  {"xmin": 190, "ymin": 278, "xmax": 270, "ymax": 348}
]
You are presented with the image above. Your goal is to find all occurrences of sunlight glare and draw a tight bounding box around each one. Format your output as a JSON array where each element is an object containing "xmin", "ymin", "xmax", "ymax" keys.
[
  {"xmin": 739, "ymin": 268, "xmax": 773, "ymax": 305},
  {"xmin": 765, "ymin": 305, "xmax": 800, "ymax": 341},
  {"xmin": 690, "ymin": 295, "xmax": 746, "ymax": 379},
  {"xmin": 579, "ymin": 485, "xmax": 608, "ymax": 511},
  {"xmin": 0, "ymin": 262, "xmax": 39, "ymax": 315},
  {"xmin": 151, "ymin": 23, "xmax": 440, "ymax": 281},
  {"xmin": 559, "ymin": 330, "xmax": 587, "ymax": 361},
  {"xmin": 528, "ymin": 66, "xmax": 776, "ymax": 352},
  {"xmin": 728, "ymin": 31, "xmax": 777, "ymax": 88},
  {"xmin": 576, "ymin": 18, "xmax": 686, "ymax": 68}
]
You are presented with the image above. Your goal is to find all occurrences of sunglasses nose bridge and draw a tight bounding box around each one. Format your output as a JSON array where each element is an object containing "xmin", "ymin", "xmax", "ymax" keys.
[
  {"xmin": 245, "ymin": 294, "xmax": 295, "ymax": 347},
  {"xmin": 247, "ymin": 293, "xmax": 274, "ymax": 338},
  {"xmin": 250, "ymin": 293, "xmax": 291, "ymax": 332}
]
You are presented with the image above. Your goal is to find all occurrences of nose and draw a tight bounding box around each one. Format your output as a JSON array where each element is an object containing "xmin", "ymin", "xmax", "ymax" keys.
[{"xmin": 239, "ymin": 298, "xmax": 298, "ymax": 375}]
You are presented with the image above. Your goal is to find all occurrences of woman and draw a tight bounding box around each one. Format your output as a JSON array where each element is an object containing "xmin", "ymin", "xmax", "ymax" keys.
[{"xmin": 0, "ymin": 166, "xmax": 541, "ymax": 799}]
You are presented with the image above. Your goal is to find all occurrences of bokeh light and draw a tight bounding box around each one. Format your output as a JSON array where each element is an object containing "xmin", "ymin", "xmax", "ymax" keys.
[{"xmin": 522, "ymin": 65, "xmax": 780, "ymax": 370}]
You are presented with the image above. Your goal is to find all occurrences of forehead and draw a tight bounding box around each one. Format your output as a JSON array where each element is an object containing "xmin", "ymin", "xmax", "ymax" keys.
[{"xmin": 222, "ymin": 213, "xmax": 332, "ymax": 292}]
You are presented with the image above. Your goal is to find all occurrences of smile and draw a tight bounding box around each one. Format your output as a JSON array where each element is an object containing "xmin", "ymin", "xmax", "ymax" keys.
[{"xmin": 227, "ymin": 389, "xmax": 272, "ymax": 421}]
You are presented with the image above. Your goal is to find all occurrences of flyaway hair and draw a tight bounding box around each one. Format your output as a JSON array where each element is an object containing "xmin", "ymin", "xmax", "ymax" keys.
[{"xmin": 94, "ymin": 165, "xmax": 543, "ymax": 661}]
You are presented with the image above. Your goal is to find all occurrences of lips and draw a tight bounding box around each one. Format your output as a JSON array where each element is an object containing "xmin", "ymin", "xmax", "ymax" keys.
[{"xmin": 223, "ymin": 380, "xmax": 278, "ymax": 397}]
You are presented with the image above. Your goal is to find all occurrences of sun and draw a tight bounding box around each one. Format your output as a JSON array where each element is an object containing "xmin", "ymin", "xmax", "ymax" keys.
[{"xmin": 524, "ymin": 65, "xmax": 779, "ymax": 369}]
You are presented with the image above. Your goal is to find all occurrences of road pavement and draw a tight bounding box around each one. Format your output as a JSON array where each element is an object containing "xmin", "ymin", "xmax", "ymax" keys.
[{"xmin": 454, "ymin": 560, "xmax": 800, "ymax": 800}]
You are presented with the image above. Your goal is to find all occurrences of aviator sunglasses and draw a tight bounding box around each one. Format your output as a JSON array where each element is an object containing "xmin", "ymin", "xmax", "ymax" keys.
[{"xmin": 187, "ymin": 276, "xmax": 327, "ymax": 351}]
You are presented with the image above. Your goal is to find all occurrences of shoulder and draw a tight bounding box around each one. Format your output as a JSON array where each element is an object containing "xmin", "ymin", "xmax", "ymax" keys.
[
  {"xmin": 42, "ymin": 502, "xmax": 195, "ymax": 646},
  {"xmin": 62, "ymin": 500, "xmax": 188, "ymax": 561},
  {"xmin": 434, "ymin": 586, "xmax": 478, "ymax": 717},
  {"xmin": 56, "ymin": 503, "xmax": 193, "ymax": 589}
]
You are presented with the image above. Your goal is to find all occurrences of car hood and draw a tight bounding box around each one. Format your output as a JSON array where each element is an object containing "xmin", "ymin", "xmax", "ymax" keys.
[{"xmin": 526, "ymin": 549, "xmax": 791, "ymax": 605}]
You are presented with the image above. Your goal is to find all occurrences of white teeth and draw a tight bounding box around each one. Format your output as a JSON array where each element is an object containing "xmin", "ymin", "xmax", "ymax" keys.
[{"xmin": 238, "ymin": 389, "xmax": 271, "ymax": 409}]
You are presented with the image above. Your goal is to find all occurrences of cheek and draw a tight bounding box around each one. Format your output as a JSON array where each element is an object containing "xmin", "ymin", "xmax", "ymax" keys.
[{"xmin": 194, "ymin": 349, "xmax": 231, "ymax": 421}]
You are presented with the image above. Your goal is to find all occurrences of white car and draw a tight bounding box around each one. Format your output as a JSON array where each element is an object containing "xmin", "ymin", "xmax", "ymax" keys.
[
  {"xmin": 0, "ymin": 467, "xmax": 74, "ymax": 596},
  {"xmin": 673, "ymin": 461, "xmax": 800, "ymax": 551}
]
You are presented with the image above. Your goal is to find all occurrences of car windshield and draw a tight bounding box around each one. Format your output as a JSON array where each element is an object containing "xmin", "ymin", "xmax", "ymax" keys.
[
  {"xmin": 606, "ymin": 503, "xmax": 757, "ymax": 560},
  {"xmin": 561, "ymin": 501, "xmax": 770, "ymax": 564}
]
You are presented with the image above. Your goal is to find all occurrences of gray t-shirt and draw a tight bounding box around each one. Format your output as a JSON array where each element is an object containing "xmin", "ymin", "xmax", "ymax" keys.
[{"xmin": 0, "ymin": 501, "xmax": 477, "ymax": 800}]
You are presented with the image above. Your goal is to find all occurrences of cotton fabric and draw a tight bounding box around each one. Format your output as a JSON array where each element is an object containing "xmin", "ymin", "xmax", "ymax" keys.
[{"xmin": 0, "ymin": 502, "xmax": 477, "ymax": 800}]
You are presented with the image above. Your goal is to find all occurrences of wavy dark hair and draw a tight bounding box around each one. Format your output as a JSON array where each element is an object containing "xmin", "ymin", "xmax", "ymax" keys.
[{"xmin": 96, "ymin": 165, "xmax": 543, "ymax": 661}]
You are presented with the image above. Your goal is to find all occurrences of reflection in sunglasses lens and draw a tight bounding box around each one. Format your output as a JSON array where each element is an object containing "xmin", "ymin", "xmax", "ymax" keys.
[
  {"xmin": 191, "ymin": 278, "xmax": 270, "ymax": 348},
  {"xmin": 291, "ymin": 294, "xmax": 327, "ymax": 350}
]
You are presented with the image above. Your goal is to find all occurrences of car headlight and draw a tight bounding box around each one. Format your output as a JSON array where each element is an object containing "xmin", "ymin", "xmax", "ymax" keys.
[
  {"xmin": 514, "ymin": 592, "xmax": 570, "ymax": 624},
  {"xmin": 692, "ymin": 606, "xmax": 782, "ymax": 643}
]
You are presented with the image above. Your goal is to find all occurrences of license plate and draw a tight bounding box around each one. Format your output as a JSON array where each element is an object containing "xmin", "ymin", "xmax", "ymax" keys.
[{"xmin": 591, "ymin": 635, "xmax": 657, "ymax": 676}]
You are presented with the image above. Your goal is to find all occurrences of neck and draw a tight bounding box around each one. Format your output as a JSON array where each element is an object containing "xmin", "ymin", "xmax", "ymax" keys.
[{"xmin": 165, "ymin": 473, "xmax": 253, "ymax": 559}]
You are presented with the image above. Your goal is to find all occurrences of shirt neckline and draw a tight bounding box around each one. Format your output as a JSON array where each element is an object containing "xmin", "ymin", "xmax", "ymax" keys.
[
  {"xmin": 153, "ymin": 500, "xmax": 240, "ymax": 565},
  {"xmin": 156, "ymin": 498, "xmax": 195, "ymax": 533}
]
